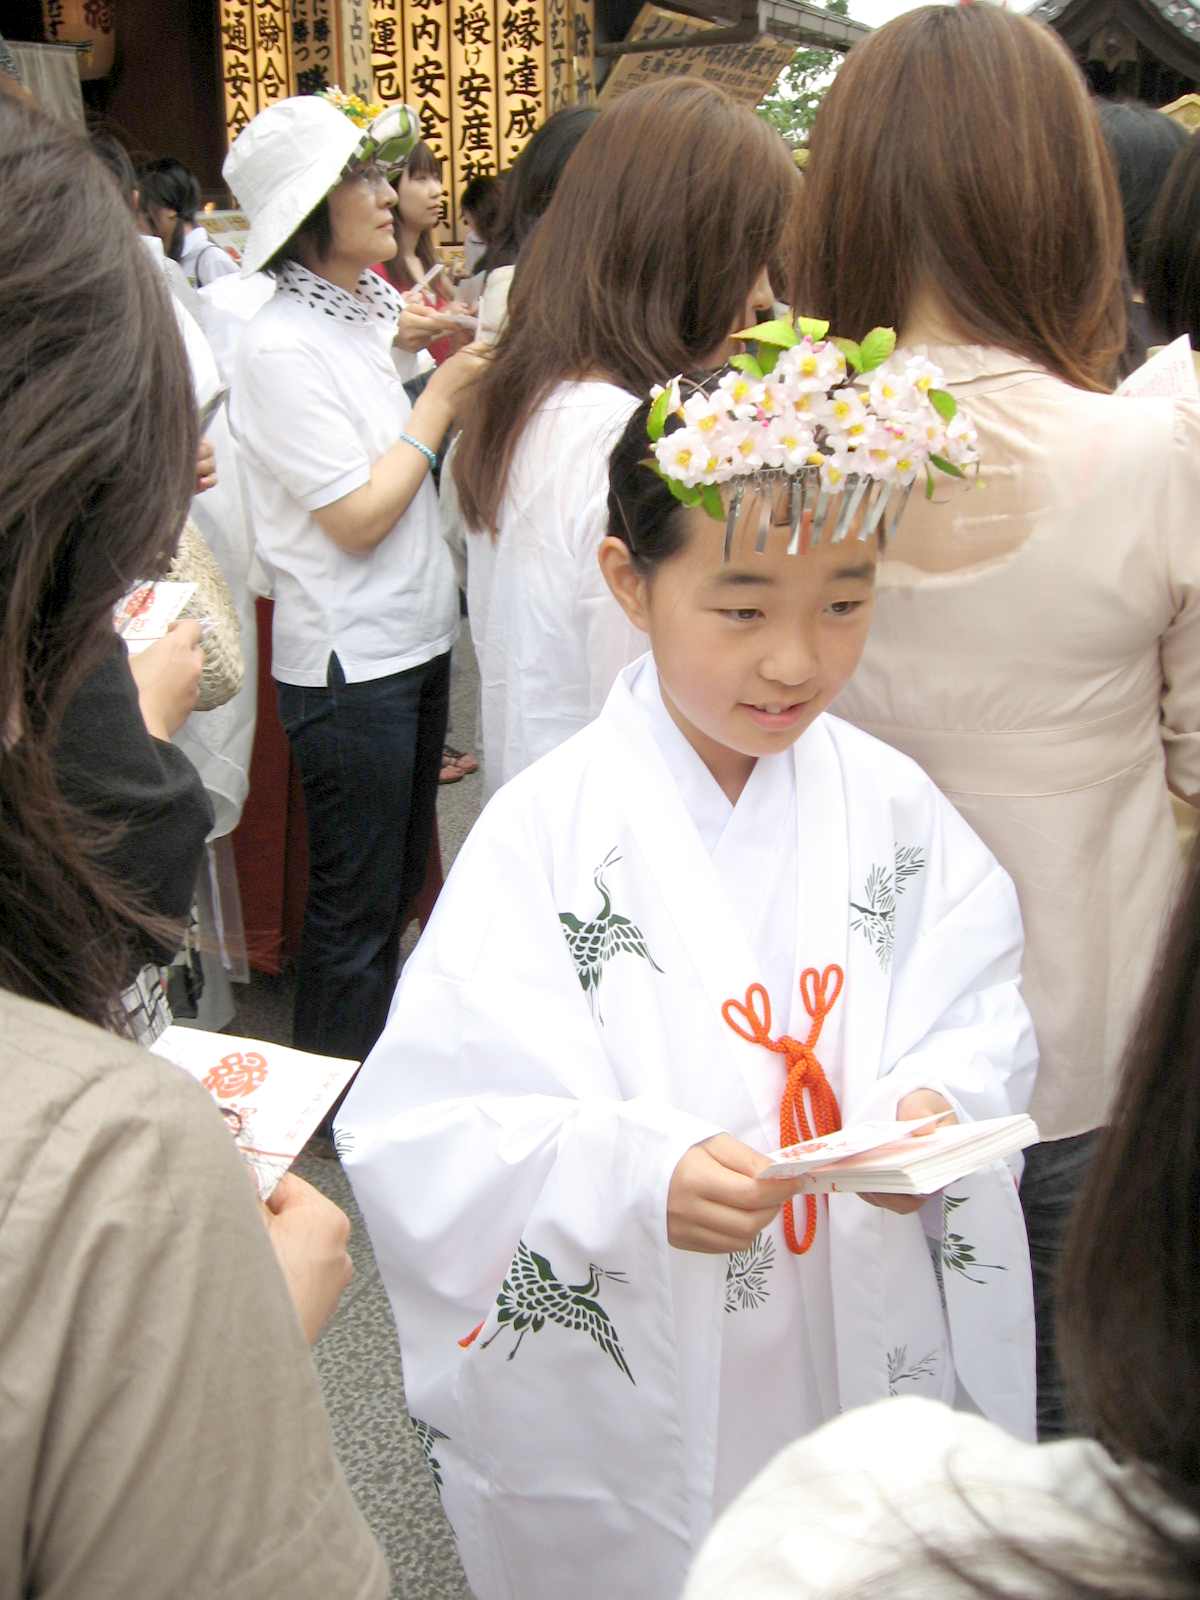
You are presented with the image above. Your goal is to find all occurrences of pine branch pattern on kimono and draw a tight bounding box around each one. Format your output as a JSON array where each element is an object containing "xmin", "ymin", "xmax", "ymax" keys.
[
  {"xmin": 887, "ymin": 1344, "xmax": 939, "ymax": 1395},
  {"xmin": 850, "ymin": 844, "xmax": 927, "ymax": 971},
  {"xmin": 724, "ymin": 1232, "xmax": 776, "ymax": 1314},
  {"xmin": 411, "ymin": 1418, "xmax": 449, "ymax": 1491},
  {"xmin": 941, "ymin": 1193, "xmax": 1007, "ymax": 1285},
  {"xmin": 559, "ymin": 847, "xmax": 664, "ymax": 1021},
  {"xmin": 478, "ymin": 1241, "xmax": 636, "ymax": 1382}
]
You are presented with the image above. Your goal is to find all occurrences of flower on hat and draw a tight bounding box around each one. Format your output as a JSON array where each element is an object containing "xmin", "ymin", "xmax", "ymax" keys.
[{"xmin": 319, "ymin": 86, "xmax": 385, "ymax": 128}]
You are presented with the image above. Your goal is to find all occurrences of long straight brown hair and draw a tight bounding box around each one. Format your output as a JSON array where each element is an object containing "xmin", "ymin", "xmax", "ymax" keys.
[
  {"xmin": 792, "ymin": 5, "xmax": 1126, "ymax": 392},
  {"xmin": 454, "ymin": 78, "xmax": 800, "ymax": 534},
  {"xmin": 0, "ymin": 97, "xmax": 196, "ymax": 1029}
]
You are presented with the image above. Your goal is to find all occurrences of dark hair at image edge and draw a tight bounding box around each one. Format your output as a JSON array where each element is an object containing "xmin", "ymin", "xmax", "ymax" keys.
[
  {"xmin": 454, "ymin": 78, "xmax": 800, "ymax": 536},
  {"xmin": 793, "ymin": 5, "xmax": 1126, "ymax": 392},
  {"xmin": 0, "ymin": 97, "xmax": 197, "ymax": 1028},
  {"xmin": 1141, "ymin": 132, "xmax": 1200, "ymax": 349}
]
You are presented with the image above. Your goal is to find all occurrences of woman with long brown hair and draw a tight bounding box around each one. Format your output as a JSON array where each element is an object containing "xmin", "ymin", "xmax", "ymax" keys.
[
  {"xmin": 452, "ymin": 77, "xmax": 800, "ymax": 795},
  {"xmin": 793, "ymin": 3, "xmax": 1200, "ymax": 1439},
  {"xmin": 0, "ymin": 96, "xmax": 385, "ymax": 1594}
]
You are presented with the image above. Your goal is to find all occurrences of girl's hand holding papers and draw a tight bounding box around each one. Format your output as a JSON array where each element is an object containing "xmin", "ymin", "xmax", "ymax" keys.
[
  {"xmin": 668, "ymin": 1133, "xmax": 806, "ymax": 1253},
  {"xmin": 859, "ymin": 1089, "xmax": 957, "ymax": 1215}
]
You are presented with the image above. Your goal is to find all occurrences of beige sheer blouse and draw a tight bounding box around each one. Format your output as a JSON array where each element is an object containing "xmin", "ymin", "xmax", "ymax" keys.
[{"xmin": 836, "ymin": 343, "xmax": 1200, "ymax": 1141}]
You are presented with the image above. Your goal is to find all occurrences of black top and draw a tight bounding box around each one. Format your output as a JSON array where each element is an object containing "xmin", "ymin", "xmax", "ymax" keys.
[{"xmin": 55, "ymin": 637, "xmax": 214, "ymax": 969}]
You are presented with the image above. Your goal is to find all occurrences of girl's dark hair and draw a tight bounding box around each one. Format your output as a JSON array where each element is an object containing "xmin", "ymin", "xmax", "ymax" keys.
[
  {"xmin": 461, "ymin": 172, "xmax": 501, "ymax": 240},
  {"xmin": 0, "ymin": 97, "xmax": 197, "ymax": 1028},
  {"xmin": 138, "ymin": 155, "xmax": 203, "ymax": 262},
  {"xmin": 1141, "ymin": 132, "xmax": 1200, "ymax": 351},
  {"xmin": 381, "ymin": 140, "xmax": 445, "ymax": 289},
  {"xmin": 454, "ymin": 78, "xmax": 800, "ymax": 535},
  {"xmin": 793, "ymin": 5, "xmax": 1126, "ymax": 392},
  {"xmin": 480, "ymin": 105, "xmax": 598, "ymax": 273},
  {"xmin": 606, "ymin": 399, "xmax": 689, "ymax": 574},
  {"xmin": 263, "ymin": 196, "xmax": 333, "ymax": 274},
  {"xmin": 1095, "ymin": 101, "xmax": 1189, "ymax": 279}
]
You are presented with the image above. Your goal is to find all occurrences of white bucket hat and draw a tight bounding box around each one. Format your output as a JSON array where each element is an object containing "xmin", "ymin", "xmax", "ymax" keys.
[{"xmin": 224, "ymin": 95, "xmax": 420, "ymax": 277}]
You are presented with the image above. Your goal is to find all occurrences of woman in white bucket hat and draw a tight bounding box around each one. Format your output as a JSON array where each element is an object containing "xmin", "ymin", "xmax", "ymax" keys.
[{"xmin": 226, "ymin": 92, "xmax": 480, "ymax": 1081}]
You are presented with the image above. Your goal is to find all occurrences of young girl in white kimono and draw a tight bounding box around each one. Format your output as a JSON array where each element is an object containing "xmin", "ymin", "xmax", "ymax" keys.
[{"xmin": 341, "ymin": 339, "xmax": 1038, "ymax": 1600}]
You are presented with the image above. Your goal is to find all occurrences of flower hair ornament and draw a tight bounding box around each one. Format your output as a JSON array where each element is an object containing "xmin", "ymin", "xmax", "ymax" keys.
[
  {"xmin": 647, "ymin": 316, "xmax": 980, "ymax": 559},
  {"xmin": 319, "ymin": 86, "xmax": 421, "ymax": 177}
]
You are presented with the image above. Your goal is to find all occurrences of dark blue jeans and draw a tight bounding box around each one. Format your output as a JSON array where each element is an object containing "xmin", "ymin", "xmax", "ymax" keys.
[
  {"xmin": 1019, "ymin": 1128, "xmax": 1100, "ymax": 1440},
  {"xmin": 277, "ymin": 650, "xmax": 449, "ymax": 1065}
]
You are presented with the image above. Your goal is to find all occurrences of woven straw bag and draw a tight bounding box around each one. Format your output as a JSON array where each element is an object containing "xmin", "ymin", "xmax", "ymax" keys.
[{"xmin": 167, "ymin": 519, "xmax": 244, "ymax": 712}]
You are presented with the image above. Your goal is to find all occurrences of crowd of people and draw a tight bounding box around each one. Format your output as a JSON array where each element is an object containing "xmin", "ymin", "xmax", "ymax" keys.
[{"xmin": 2, "ymin": 4, "xmax": 1200, "ymax": 1596}]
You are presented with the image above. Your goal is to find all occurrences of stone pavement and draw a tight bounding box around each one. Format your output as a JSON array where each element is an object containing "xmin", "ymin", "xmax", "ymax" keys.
[{"xmin": 235, "ymin": 635, "xmax": 483, "ymax": 1599}]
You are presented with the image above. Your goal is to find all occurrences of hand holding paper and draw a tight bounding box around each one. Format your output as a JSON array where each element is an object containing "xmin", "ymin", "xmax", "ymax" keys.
[{"xmin": 861, "ymin": 1089, "xmax": 955, "ymax": 1215}]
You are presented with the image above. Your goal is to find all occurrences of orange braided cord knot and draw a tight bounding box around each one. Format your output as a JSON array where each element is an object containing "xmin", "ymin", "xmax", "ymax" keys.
[{"xmin": 722, "ymin": 965, "xmax": 844, "ymax": 1255}]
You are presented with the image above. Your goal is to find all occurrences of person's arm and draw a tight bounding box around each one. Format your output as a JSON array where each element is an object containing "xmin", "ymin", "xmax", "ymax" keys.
[{"xmin": 312, "ymin": 343, "xmax": 486, "ymax": 556}]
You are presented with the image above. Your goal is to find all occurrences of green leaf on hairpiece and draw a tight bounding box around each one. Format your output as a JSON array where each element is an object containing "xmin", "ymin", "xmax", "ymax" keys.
[
  {"xmin": 663, "ymin": 472, "xmax": 702, "ymax": 509},
  {"xmin": 647, "ymin": 386, "xmax": 673, "ymax": 443},
  {"xmin": 925, "ymin": 466, "xmax": 936, "ymax": 501},
  {"xmin": 929, "ymin": 453, "xmax": 966, "ymax": 479},
  {"xmin": 699, "ymin": 484, "xmax": 725, "ymax": 522},
  {"xmin": 796, "ymin": 315, "xmax": 830, "ymax": 341},
  {"xmin": 732, "ymin": 317, "xmax": 798, "ymax": 349},
  {"xmin": 830, "ymin": 337, "xmax": 864, "ymax": 373},
  {"xmin": 858, "ymin": 327, "xmax": 897, "ymax": 373},
  {"xmin": 757, "ymin": 343, "xmax": 781, "ymax": 376},
  {"xmin": 730, "ymin": 353, "xmax": 764, "ymax": 380},
  {"xmin": 928, "ymin": 387, "xmax": 957, "ymax": 423}
]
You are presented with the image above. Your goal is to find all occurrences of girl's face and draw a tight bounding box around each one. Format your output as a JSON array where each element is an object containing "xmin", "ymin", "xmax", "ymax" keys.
[
  {"xmin": 146, "ymin": 202, "xmax": 178, "ymax": 253},
  {"xmin": 327, "ymin": 166, "xmax": 400, "ymax": 268},
  {"xmin": 600, "ymin": 494, "xmax": 878, "ymax": 800},
  {"xmin": 396, "ymin": 165, "xmax": 444, "ymax": 235}
]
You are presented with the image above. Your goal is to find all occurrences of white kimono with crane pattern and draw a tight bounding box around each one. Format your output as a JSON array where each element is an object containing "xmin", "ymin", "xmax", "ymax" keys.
[{"xmin": 340, "ymin": 657, "xmax": 1038, "ymax": 1600}]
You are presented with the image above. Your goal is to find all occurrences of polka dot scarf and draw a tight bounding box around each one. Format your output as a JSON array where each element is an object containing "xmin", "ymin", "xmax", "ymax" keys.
[{"xmin": 275, "ymin": 260, "xmax": 403, "ymax": 331}]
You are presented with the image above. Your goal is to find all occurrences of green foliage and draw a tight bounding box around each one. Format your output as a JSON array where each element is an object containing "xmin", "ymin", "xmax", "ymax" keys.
[
  {"xmin": 647, "ymin": 385, "xmax": 673, "ymax": 441},
  {"xmin": 858, "ymin": 327, "xmax": 897, "ymax": 372},
  {"xmin": 831, "ymin": 335, "xmax": 863, "ymax": 372},
  {"xmin": 928, "ymin": 387, "xmax": 957, "ymax": 422},
  {"xmin": 756, "ymin": 0, "xmax": 849, "ymax": 147}
]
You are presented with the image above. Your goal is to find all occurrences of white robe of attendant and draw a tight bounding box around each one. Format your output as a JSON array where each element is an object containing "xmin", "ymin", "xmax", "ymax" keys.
[{"xmin": 340, "ymin": 658, "xmax": 1038, "ymax": 1600}]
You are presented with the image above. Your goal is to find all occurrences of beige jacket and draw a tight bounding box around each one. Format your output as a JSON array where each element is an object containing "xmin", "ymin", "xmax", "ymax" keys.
[{"xmin": 836, "ymin": 343, "xmax": 1200, "ymax": 1140}]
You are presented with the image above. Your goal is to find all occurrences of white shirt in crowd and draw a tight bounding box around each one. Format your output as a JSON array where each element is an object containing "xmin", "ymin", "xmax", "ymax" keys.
[
  {"xmin": 231, "ymin": 284, "xmax": 458, "ymax": 688},
  {"xmin": 464, "ymin": 378, "xmax": 643, "ymax": 796},
  {"xmin": 686, "ymin": 1396, "xmax": 1166, "ymax": 1599},
  {"xmin": 178, "ymin": 224, "xmax": 240, "ymax": 289}
]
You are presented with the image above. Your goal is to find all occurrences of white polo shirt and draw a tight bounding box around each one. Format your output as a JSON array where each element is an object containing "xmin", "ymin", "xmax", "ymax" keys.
[{"xmin": 231, "ymin": 289, "xmax": 458, "ymax": 688}]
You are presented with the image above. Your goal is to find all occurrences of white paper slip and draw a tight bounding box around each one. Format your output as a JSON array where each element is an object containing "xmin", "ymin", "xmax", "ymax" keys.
[
  {"xmin": 114, "ymin": 580, "xmax": 197, "ymax": 652},
  {"xmin": 759, "ymin": 1113, "xmax": 950, "ymax": 1178},
  {"xmin": 150, "ymin": 1026, "xmax": 360, "ymax": 1199},
  {"xmin": 764, "ymin": 1113, "xmax": 1039, "ymax": 1196},
  {"xmin": 1115, "ymin": 335, "xmax": 1200, "ymax": 401}
]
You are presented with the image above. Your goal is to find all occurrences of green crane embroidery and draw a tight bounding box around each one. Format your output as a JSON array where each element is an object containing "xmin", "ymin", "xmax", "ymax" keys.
[
  {"xmin": 410, "ymin": 1418, "xmax": 449, "ymax": 1491},
  {"xmin": 850, "ymin": 844, "xmax": 926, "ymax": 971},
  {"xmin": 559, "ymin": 847, "xmax": 663, "ymax": 1021},
  {"xmin": 478, "ymin": 1241, "xmax": 636, "ymax": 1383}
]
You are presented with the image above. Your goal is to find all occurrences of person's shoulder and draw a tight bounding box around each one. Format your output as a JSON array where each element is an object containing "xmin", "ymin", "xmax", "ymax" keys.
[
  {"xmin": 538, "ymin": 378, "xmax": 638, "ymax": 428},
  {"xmin": 687, "ymin": 1399, "xmax": 1121, "ymax": 1600},
  {"xmin": 2, "ymin": 994, "xmax": 228, "ymax": 1198}
]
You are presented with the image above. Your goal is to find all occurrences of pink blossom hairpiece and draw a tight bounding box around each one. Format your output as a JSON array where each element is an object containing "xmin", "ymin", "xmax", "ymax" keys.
[{"xmin": 646, "ymin": 316, "xmax": 980, "ymax": 559}]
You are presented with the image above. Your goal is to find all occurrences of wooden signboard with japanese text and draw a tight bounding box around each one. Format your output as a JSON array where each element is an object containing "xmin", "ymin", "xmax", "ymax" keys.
[{"xmin": 599, "ymin": 4, "xmax": 794, "ymax": 106}]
